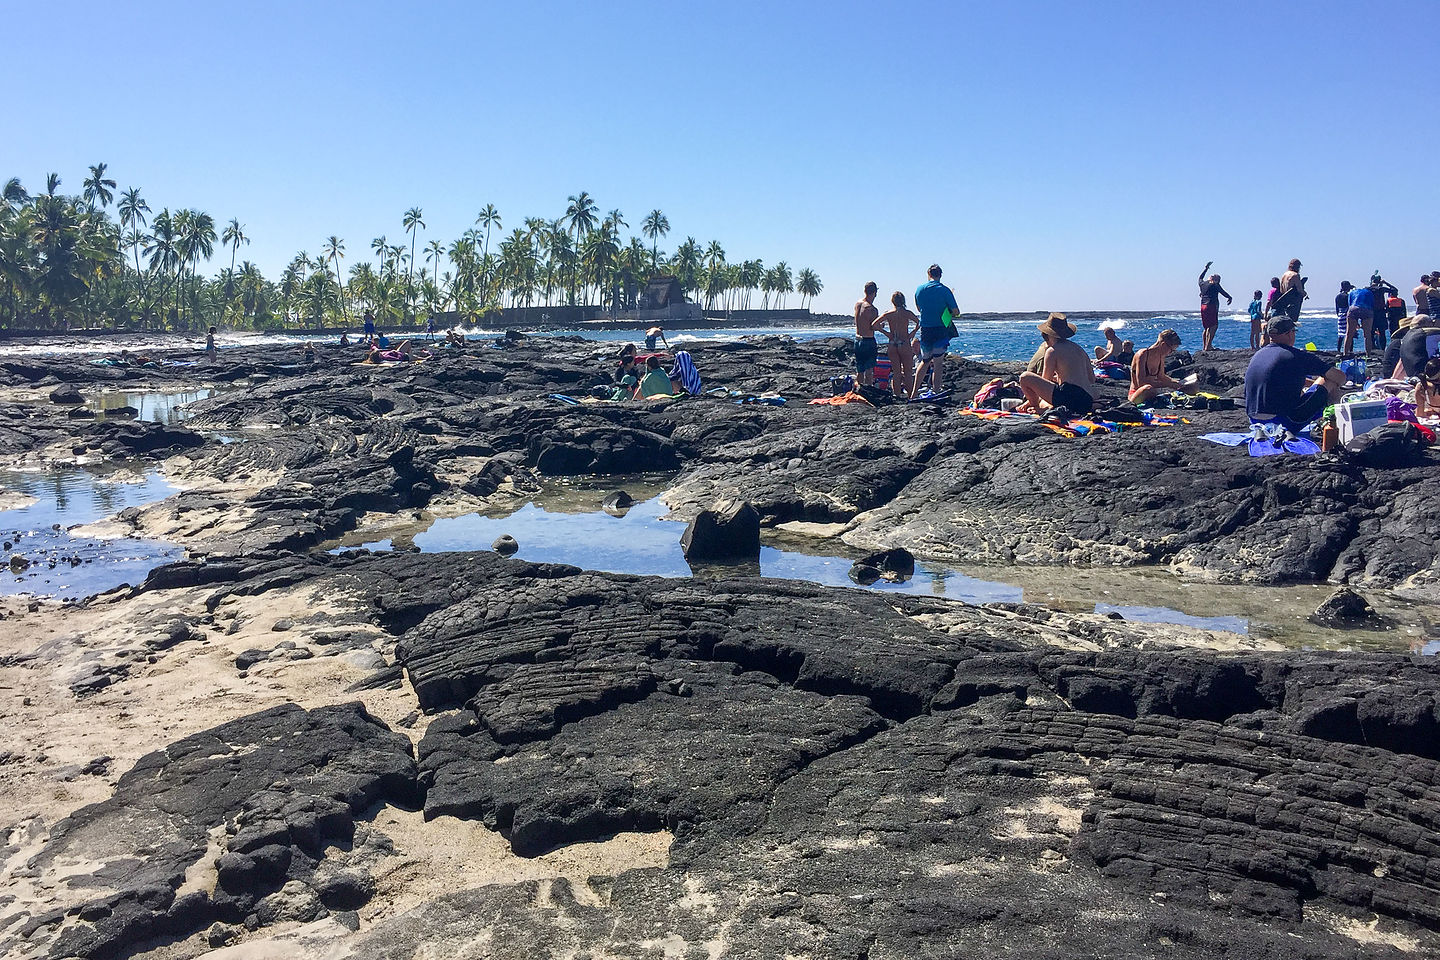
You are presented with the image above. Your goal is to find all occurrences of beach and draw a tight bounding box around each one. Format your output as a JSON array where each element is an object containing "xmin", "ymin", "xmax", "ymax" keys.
[{"xmin": 0, "ymin": 333, "xmax": 1436, "ymax": 959}]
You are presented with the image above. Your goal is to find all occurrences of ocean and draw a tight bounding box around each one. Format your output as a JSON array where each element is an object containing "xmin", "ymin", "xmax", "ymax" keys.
[{"xmin": 2, "ymin": 309, "xmax": 1341, "ymax": 363}]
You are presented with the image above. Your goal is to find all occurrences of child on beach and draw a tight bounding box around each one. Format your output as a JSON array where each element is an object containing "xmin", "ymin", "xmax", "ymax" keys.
[
  {"xmin": 205, "ymin": 327, "xmax": 217, "ymax": 361},
  {"xmin": 1248, "ymin": 291, "xmax": 1264, "ymax": 350}
]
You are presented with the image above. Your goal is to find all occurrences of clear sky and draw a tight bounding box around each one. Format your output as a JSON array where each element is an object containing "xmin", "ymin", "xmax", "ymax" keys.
[{"xmin": 5, "ymin": 0, "xmax": 1433, "ymax": 315}]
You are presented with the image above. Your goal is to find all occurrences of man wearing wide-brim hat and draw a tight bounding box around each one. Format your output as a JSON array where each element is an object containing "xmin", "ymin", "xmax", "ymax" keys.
[{"xmin": 1018, "ymin": 312, "xmax": 1099, "ymax": 415}]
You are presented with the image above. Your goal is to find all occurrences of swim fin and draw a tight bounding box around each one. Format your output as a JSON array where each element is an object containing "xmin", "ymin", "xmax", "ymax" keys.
[
  {"xmin": 1281, "ymin": 436, "xmax": 1320, "ymax": 456},
  {"xmin": 1248, "ymin": 436, "xmax": 1283, "ymax": 457}
]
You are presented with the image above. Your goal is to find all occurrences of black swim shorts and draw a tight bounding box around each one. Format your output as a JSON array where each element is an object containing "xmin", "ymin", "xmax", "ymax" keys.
[
  {"xmin": 855, "ymin": 336, "xmax": 878, "ymax": 373},
  {"xmin": 1052, "ymin": 381, "xmax": 1094, "ymax": 413}
]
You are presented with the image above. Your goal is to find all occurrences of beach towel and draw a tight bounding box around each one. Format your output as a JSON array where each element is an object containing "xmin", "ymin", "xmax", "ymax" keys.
[
  {"xmin": 1200, "ymin": 432, "xmax": 1251, "ymax": 447},
  {"xmin": 548, "ymin": 394, "xmax": 581, "ymax": 405},
  {"xmin": 668, "ymin": 351, "xmax": 702, "ymax": 396}
]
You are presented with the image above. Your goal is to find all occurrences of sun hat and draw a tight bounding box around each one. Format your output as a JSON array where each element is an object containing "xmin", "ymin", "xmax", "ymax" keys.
[{"xmin": 1037, "ymin": 312, "xmax": 1075, "ymax": 339}]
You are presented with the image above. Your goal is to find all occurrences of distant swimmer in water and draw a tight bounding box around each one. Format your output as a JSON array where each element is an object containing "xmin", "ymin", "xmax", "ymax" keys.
[
  {"xmin": 1128, "ymin": 329, "xmax": 1194, "ymax": 405},
  {"xmin": 853, "ymin": 282, "xmax": 879, "ymax": 387},
  {"xmin": 1197, "ymin": 261, "xmax": 1232, "ymax": 353}
]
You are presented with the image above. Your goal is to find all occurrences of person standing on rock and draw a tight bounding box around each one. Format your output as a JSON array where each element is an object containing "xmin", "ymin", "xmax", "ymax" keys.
[
  {"xmin": 1196, "ymin": 262, "xmax": 1232, "ymax": 352},
  {"xmin": 1277, "ymin": 259, "xmax": 1306, "ymax": 321},
  {"xmin": 1018, "ymin": 313, "xmax": 1098, "ymax": 414},
  {"xmin": 854, "ymin": 282, "xmax": 880, "ymax": 387},
  {"xmin": 911, "ymin": 264, "xmax": 960, "ymax": 399},
  {"xmin": 876, "ymin": 291, "xmax": 920, "ymax": 397},
  {"xmin": 1414, "ymin": 275, "xmax": 1433, "ymax": 317},
  {"xmin": 1335, "ymin": 281, "xmax": 1354, "ymax": 353}
]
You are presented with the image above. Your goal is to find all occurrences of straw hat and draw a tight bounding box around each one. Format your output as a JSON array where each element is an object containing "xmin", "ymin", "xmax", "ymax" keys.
[{"xmin": 1037, "ymin": 312, "xmax": 1075, "ymax": 339}]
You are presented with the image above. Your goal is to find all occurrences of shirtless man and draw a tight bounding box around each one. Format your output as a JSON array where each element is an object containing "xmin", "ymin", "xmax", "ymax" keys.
[
  {"xmin": 1277, "ymin": 258, "xmax": 1306, "ymax": 320},
  {"xmin": 876, "ymin": 291, "xmax": 920, "ymax": 397},
  {"xmin": 1093, "ymin": 326, "xmax": 1134, "ymax": 364},
  {"xmin": 853, "ymin": 282, "xmax": 880, "ymax": 386},
  {"xmin": 1416, "ymin": 275, "xmax": 1433, "ymax": 317},
  {"xmin": 1018, "ymin": 313, "xmax": 1098, "ymax": 414},
  {"xmin": 1128, "ymin": 329, "xmax": 1193, "ymax": 405}
]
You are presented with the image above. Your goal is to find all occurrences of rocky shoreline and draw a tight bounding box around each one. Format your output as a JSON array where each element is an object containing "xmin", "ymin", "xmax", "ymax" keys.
[{"xmin": 0, "ymin": 336, "xmax": 1438, "ymax": 958}]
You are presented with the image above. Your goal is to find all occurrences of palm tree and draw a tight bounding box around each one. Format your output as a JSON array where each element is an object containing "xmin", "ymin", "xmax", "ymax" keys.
[
  {"xmin": 175, "ymin": 210, "xmax": 216, "ymax": 329},
  {"xmin": 221, "ymin": 219, "xmax": 248, "ymax": 317},
  {"xmin": 117, "ymin": 188, "xmax": 150, "ymax": 310},
  {"xmin": 1, "ymin": 178, "xmax": 28, "ymax": 209},
  {"xmin": 144, "ymin": 209, "xmax": 181, "ymax": 326},
  {"xmin": 641, "ymin": 209, "xmax": 669, "ymax": 271},
  {"xmin": 371, "ymin": 235, "xmax": 388, "ymax": 274},
  {"xmin": 424, "ymin": 239, "xmax": 444, "ymax": 311},
  {"xmin": 796, "ymin": 268, "xmax": 822, "ymax": 310},
  {"xmin": 402, "ymin": 206, "xmax": 424, "ymax": 318},
  {"xmin": 323, "ymin": 235, "xmax": 347, "ymax": 320},
  {"xmin": 82, "ymin": 163, "xmax": 116, "ymax": 211},
  {"xmin": 44, "ymin": 173, "xmax": 61, "ymax": 197},
  {"xmin": 565, "ymin": 192, "xmax": 598, "ymax": 303}
]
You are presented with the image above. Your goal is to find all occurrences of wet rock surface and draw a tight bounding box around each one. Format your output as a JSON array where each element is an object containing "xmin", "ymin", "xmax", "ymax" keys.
[{"xmin": 2, "ymin": 339, "xmax": 1440, "ymax": 957}]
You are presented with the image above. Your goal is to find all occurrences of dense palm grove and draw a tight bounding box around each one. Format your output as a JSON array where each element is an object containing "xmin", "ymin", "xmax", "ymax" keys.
[{"xmin": 0, "ymin": 166, "xmax": 823, "ymax": 332}]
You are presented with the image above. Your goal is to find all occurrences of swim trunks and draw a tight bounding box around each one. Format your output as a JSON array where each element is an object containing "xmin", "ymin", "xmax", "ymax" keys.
[
  {"xmin": 1052, "ymin": 381, "xmax": 1094, "ymax": 413},
  {"xmin": 919, "ymin": 328, "xmax": 950, "ymax": 358},
  {"xmin": 1200, "ymin": 302, "xmax": 1219, "ymax": 328},
  {"xmin": 1284, "ymin": 383, "xmax": 1329, "ymax": 427},
  {"xmin": 855, "ymin": 336, "xmax": 877, "ymax": 373},
  {"xmin": 1346, "ymin": 306, "xmax": 1372, "ymax": 339}
]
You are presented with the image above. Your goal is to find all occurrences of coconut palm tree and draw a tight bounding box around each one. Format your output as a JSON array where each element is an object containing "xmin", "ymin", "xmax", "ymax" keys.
[
  {"xmin": 176, "ymin": 210, "xmax": 216, "ymax": 329},
  {"xmin": 641, "ymin": 209, "xmax": 669, "ymax": 271},
  {"xmin": 82, "ymin": 163, "xmax": 116, "ymax": 211},
  {"xmin": 221, "ymin": 219, "xmax": 248, "ymax": 318},
  {"xmin": 323, "ymin": 235, "xmax": 347, "ymax": 320},
  {"xmin": 402, "ymin": 206, "xmax": 424, "ymax": 317},
  {"xmin": 371, "ymin": 236, "xmax": 388, "ymax": 274},
  {"xmin": 424, "ymin": 239, "xmax": 444, "ymax": 305},
  {"xmin": 796, "ymin": 268, "xmax": 822, "ymax": 310},
  {"xmin": 117, "ymin": 188, "xmax": 150, "ymax": 309}
]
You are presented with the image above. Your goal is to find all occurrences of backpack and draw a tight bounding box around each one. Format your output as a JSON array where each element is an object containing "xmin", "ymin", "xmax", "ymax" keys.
[{"xmin": 1342, "ymin": 421, "xmax": 1428, "ymax": 468}]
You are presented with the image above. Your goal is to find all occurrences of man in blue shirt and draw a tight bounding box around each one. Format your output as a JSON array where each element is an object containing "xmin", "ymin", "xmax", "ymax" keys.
[
  {"xmin": 1244, "ymin": 315, "xmax": 1344, "ymax": 427},
  {"xmin": 911, "ymin": 264, "xmax": 960, "ymax": 398}
]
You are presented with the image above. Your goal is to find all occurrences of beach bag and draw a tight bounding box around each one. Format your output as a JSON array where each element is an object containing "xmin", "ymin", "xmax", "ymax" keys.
[
  {"xmin": 1341, "ymin": 421, "xmax": 1427, "ymax": 468},
  {"xmin": 972, "ymin": 377, "xmax": 1021, "ymax": 409}
]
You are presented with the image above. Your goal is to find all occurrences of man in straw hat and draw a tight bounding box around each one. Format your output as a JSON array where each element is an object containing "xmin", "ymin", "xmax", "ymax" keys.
[{"xmin": 1018, "ymin": 312, "xmax": 1098, "ymax": 415}]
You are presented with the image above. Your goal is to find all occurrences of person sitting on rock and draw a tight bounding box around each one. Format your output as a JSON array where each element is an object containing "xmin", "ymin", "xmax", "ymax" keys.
[
  {"xmin": 1018, "ymin": 313, "xmax": 1098, "ymax": 414},
  {"xmin": 1418, "ymin": 357, "xmax": 1440, "ymax": 419},
  {"xmin": 615, "ymin": 344, "xmax": 639, "ymax": 383},
  {"xmin": 1244, "ymin": 315, "xmax": 1345, "ymax": 427},
  {"xmin": 1128, "ymin": 329, "xmax": 1193, "ymax": 405},
  {"xmin": 637, "ymin": 356, "xmax": 675, "ymax": 398},
  {"xmin": 1396, "ymin": 315, "xmax": 1440, "ymax": 379},
  {"xmin": 1094, "ymin": 326, "xmax": 1134, "ymax": 365}
]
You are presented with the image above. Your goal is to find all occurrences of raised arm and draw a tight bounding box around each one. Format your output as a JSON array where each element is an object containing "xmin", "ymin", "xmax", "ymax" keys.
[{"xmin": 1198, "ymin": 261, "xmax": 1213, "ymax": 282}]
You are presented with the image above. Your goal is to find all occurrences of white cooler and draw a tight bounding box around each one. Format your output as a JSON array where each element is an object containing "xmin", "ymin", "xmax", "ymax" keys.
[{"xmin": 1334, "ymin": 400, "xmax": 1390, "ymax": 443}]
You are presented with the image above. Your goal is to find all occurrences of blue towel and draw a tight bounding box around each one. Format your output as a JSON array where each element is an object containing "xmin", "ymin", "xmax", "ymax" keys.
[
  {"xmin": 1281, "ymin": 436, "xmax": 1320, "ymax": 455},
  {"xmin": 548, "ymin": 394, "xmax": 580, "ymax": 405},
  {"xmin": 668, "ymin": 351, "xmax": 702, "ymax": 396},
  {"xmin": 1200, "ymin": 432, "xmax": 1251, "ymax": 447}
]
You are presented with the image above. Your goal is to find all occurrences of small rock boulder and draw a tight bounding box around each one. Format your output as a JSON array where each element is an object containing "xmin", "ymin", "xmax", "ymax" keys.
[
  {"xmin": 849, "ymin": 564, "xmax": 882, "ymax": 586},
  {"xmin": 681, "ymin": 499, "xmax": 760, "ymax": 562},
  {"xmin": 854, "ymin": 548, "xmax": 916, "ymax": 581},
  {"xmin": 492, "ymin": 535, "xmax": 519, "ymax": 556},
  {"xmin": 1310, "ymin": 587, "xmax": 1388, "ymax": 628},
  {"xmin": 49, "ymin": 384, "xmax": 83, "ymax": 404},
  {"xmin": 602, "ymin": 490, "xmax": 634, "ymax": 516}
]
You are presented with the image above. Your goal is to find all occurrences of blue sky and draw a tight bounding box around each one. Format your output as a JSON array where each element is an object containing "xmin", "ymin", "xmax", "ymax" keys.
[{"xmin": 4, "ymin": 0, "xmax": 1433, "ymax": 314}]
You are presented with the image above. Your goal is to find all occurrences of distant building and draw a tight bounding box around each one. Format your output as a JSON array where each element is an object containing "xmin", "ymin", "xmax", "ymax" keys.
[{"xmin": 634, "ymin": 276, "xmax": 700, "ymax": 321}]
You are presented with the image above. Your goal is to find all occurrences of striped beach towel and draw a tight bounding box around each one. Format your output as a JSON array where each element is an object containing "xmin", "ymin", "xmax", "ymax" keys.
[{"xmin": 669, "ymin": 351, "xmax": 702, "ymax": 395}]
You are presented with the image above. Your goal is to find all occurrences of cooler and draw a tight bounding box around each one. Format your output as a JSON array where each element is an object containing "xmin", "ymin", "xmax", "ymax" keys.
[{"xmin": 1334, "ymin": 400, "xmax": 1390, "ymax": 444}]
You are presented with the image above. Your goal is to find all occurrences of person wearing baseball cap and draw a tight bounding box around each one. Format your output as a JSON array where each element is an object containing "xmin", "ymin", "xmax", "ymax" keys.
[{"xmin": 1244, "ymin": 314, "xmax": 1344, "ymax": 428}]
